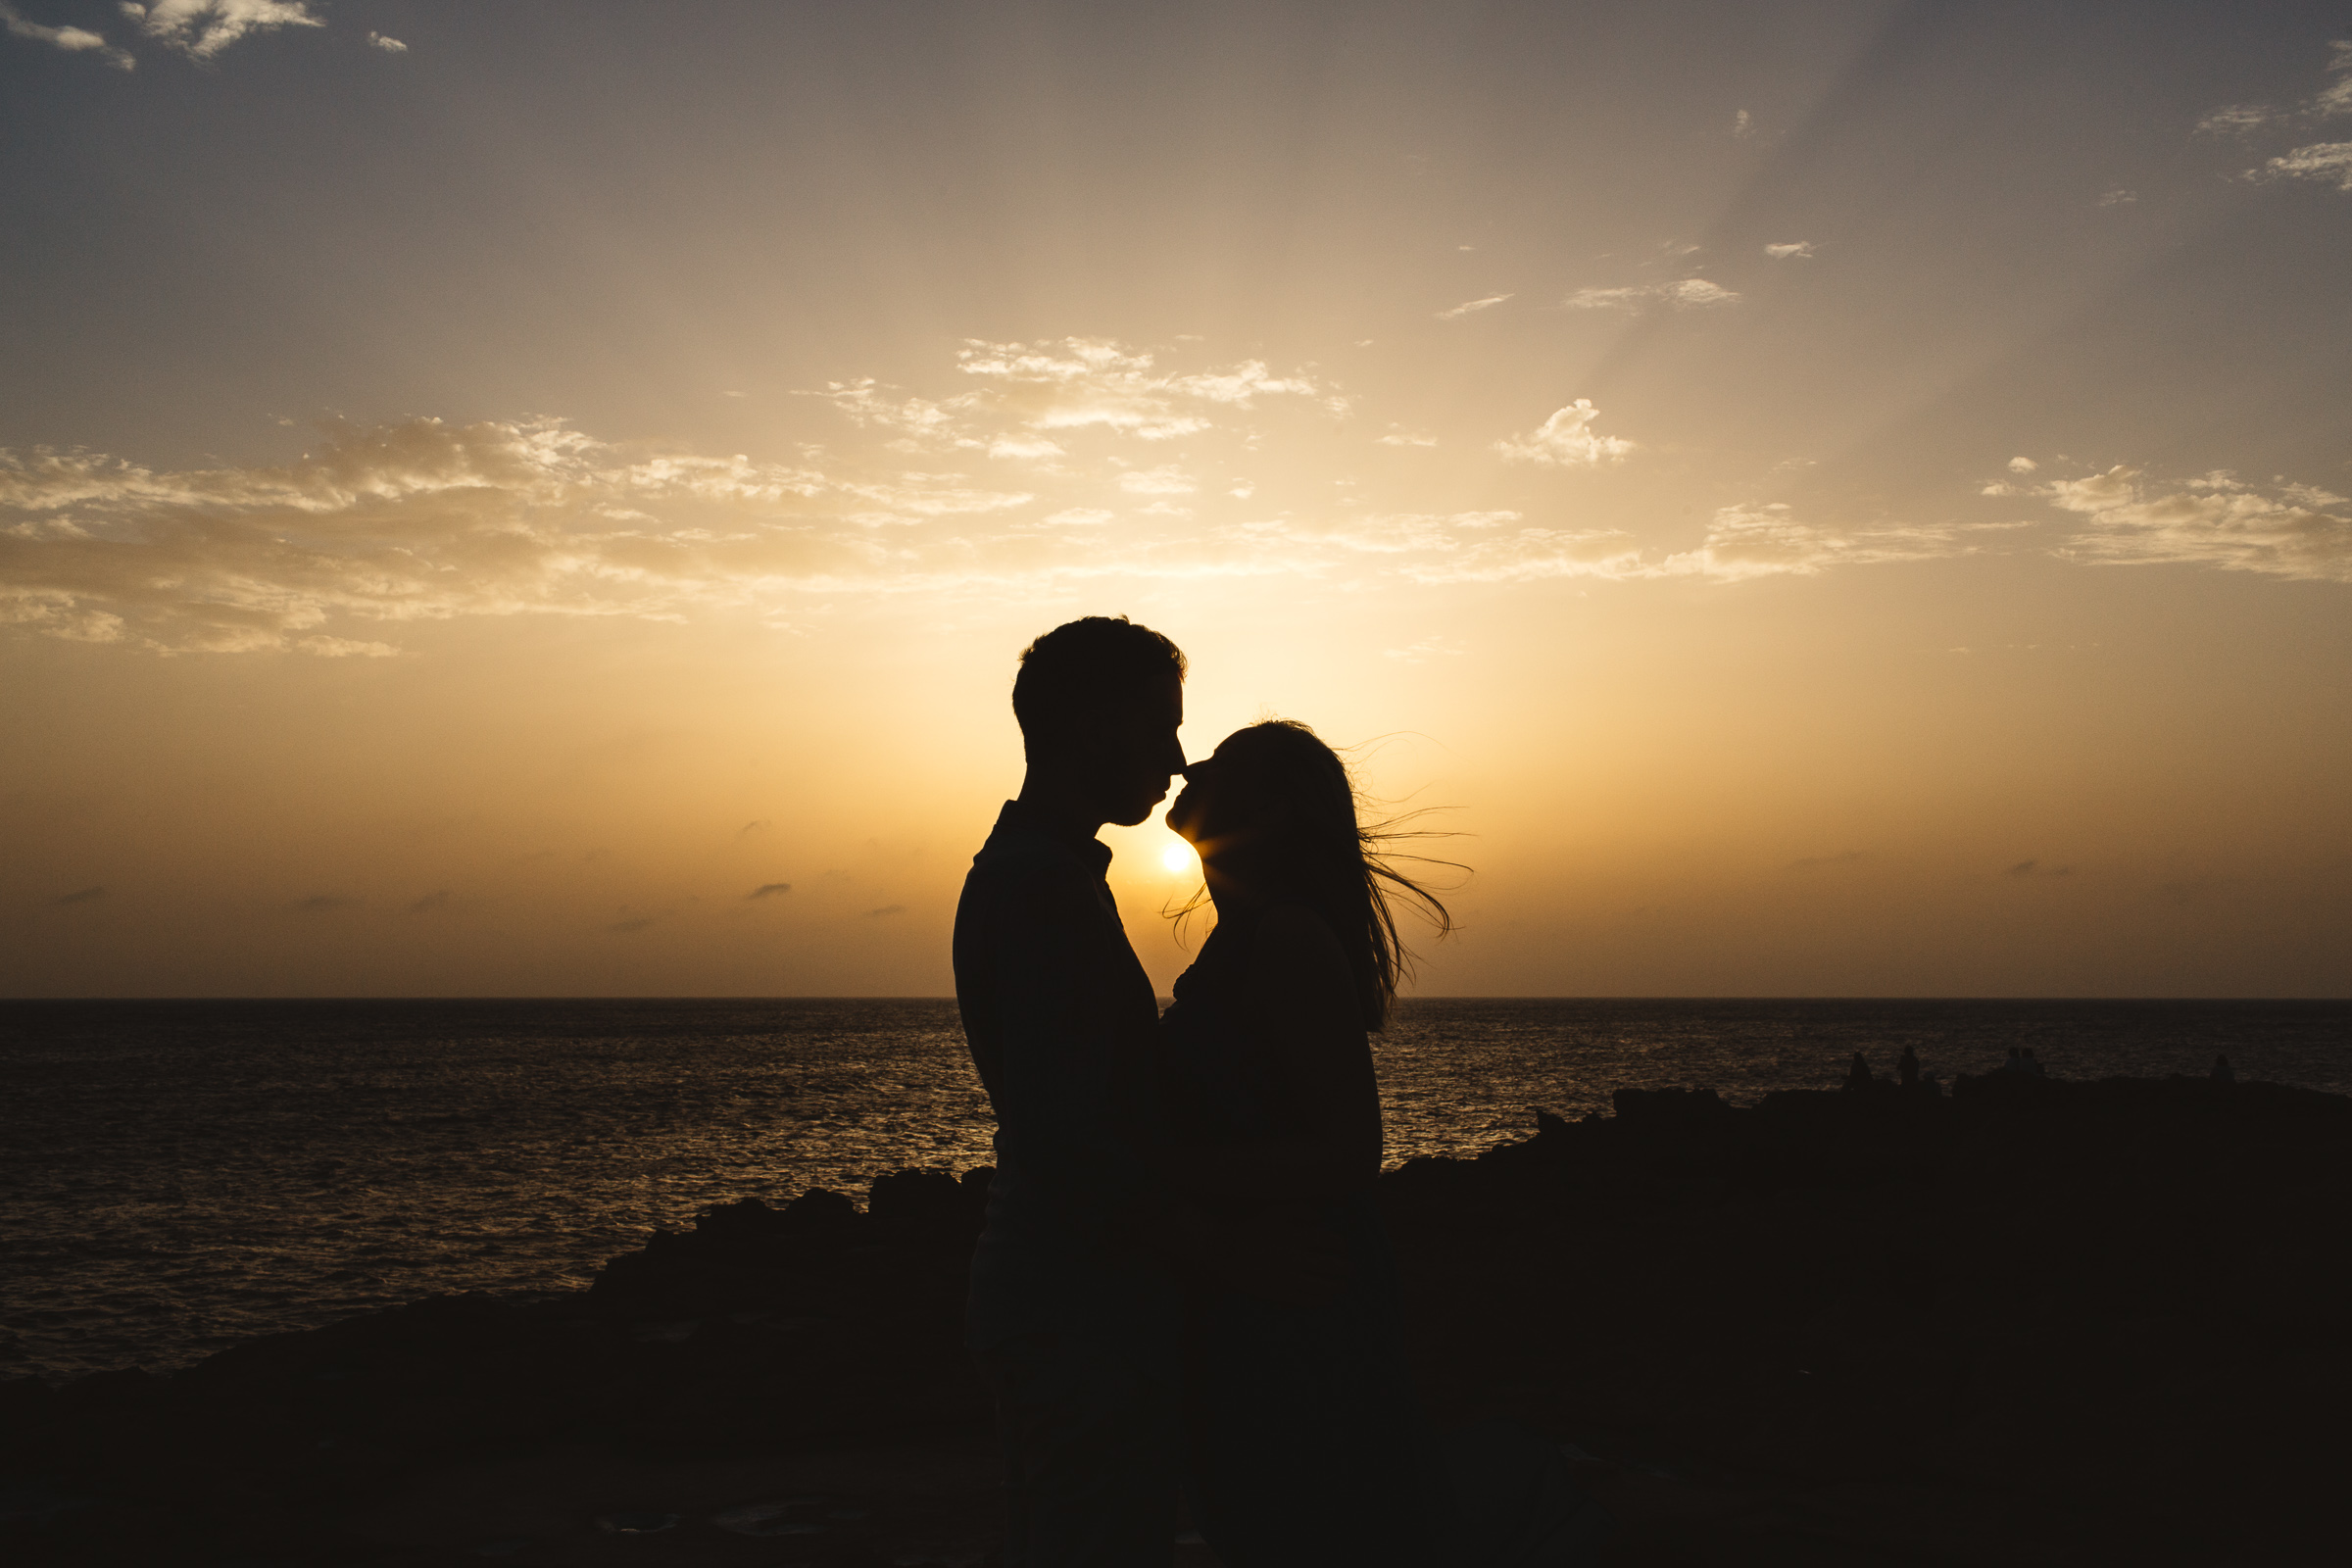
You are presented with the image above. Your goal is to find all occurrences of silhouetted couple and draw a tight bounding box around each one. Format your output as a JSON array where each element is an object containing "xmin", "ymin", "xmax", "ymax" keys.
[{"xmin": 954, "ymin": 617, "xmax": 1608, "ymax": 1567}]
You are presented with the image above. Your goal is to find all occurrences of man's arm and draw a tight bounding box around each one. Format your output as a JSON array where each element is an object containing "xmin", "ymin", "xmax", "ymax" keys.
[{"xmin": 972, "ymin": 856, "xmax": 1156, "ymax": 1247}]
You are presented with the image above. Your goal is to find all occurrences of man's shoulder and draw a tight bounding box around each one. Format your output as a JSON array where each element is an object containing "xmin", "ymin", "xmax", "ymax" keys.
[{"xmin": 962, "ymin": 829, "xmax": 1095, "ymax": 906}]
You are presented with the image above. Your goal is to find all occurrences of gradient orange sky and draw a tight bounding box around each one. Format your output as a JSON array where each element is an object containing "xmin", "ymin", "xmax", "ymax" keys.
[{"xmin": 4, "ymin": 2, "xmax": 2348, "ymax": 998}]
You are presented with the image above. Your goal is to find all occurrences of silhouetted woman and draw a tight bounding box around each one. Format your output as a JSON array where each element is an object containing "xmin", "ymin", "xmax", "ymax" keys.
[{"xmin": 1157, "ymin": 719, "xmax": 1608, "ymax": 1567}]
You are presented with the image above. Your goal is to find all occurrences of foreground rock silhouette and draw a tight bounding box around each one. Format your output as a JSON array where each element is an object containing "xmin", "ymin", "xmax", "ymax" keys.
[{"xmin": 2, "ymin": 1072, "xmax": 2344, "ymax": 1565}]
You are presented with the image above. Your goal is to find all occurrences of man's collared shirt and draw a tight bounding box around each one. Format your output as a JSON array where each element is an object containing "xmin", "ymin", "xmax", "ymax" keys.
[{"xmin": 954, "ymin": 799, "xmax": 1168, "ymax": 1349}]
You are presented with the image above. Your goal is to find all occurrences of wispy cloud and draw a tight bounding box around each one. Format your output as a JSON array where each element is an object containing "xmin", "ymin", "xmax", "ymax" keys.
[
  {"xmin": 2037, "ymin": 466, "xmax": 2352, "ymax": 581},
  {"xmin": 1763, "ymin": 241, "xmax": 1814, "ymax": 260},
  {"xmin": 294, "ymin": 893, "xmax": 358, "ymax": 913},
  {"xmin": 53, "ymin": 885, "xmax": 107, "ymax": 906},
  {"xmin": 2250, "ymin": 141, "xmax": 2352, "ymax": 192},
  {"xmin": 17, "ymin": 336, "xmax": 2333, "ymax": 662},
  {"xmin": 1, "ymin": 2, "xmax": 134, "ymax": 67},
  {"xmin": 1564, "ymin": 278, "xmax": 1740, "ymax": 311},
  {"xmin": 951, "ymin": 338, "xmax": 1338, "ymax": 441},
  {"xmin": 2199, "ymin": 41, "xmax": 2352, "ymax": 194},
  {"xmin": 1436, "ymin": 294, "xmax": 1512, "ymax": 320},
  {"xmin": 1653, "ymin": 504, "xmax": 1987, "ymax": 582},
  {"xmin": 124, "ymin": 1, "xmax": 321, "ymax": 59},
  {"xmin": 2196, "ymin": 103, "xmax": 2279, "ymax": 137},
  {"xmin": 1116, "ymin": 466, "xmax": 1196, "ymax": 495},
  {"xmin": 865, "ymin": 904, "xmax": 906, "ymax": 917},
  {"xmin": 367, "ymin": 30, "xmax": 404, "ymax": 53},
  {"xmin": 1494, "ymin": 401, "xmax": 1633, "ymax": 467},
  {"xmin": 748, "ymin": 882, "xmax": 792, "ymax": 900},
  {"xmin": 1376, "ymin": 429, "xmax": 1438, "ymax": 448},
  {"xmin": 1384, "ymin": 636, "xmax": 1465, "ymax": 663}
]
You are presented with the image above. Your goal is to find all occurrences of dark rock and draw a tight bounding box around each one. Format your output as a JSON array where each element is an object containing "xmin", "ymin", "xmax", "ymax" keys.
[
  {"xmin": 1610, "ymin": 1086, "xmax": 1730, "ymax": 1128},
  {"xmin": 14, "ymin": 1075, "xmax": 2346, "ymax": 1567}
]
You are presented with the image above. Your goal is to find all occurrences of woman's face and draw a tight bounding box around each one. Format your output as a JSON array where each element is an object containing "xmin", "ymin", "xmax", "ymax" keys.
[{"xmin": 1164, "ymin": 742, "xmax": 1261, "ymax": 850}]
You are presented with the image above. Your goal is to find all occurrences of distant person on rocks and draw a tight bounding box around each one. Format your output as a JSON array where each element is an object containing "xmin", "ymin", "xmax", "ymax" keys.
[
  {"xmin": 2021, "ymin": 1047, "xmax": 2045, "ymax": 1077},
  {"xmin": 1156, "ymin": 719, "xmax": 1612, "ymax": 1566},
  {"xmin": 953, "ymin": 615, "xmax": 1192, "ymax": 1566},
  {"xmin": 1844, "ymin": 1051, "xmax": 1874, "ymax": 1091},
  {"xmin": 2002, "ymin": 1047, "xmax": 2025, "ymax": 1074},
  {"xmin": 2213, "ymin": 1054, "xmax": 2235, "ymax": 1084},
  {"xmin": 1898, "ymin": 1046, "xmax": 1920, "ymax": 1090}
]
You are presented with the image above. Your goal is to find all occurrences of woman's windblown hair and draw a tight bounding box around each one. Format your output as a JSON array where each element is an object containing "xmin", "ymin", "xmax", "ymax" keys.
[{"xmin": 1188, "ymin": 719, "xmax": 1462, "ymax": 1030}]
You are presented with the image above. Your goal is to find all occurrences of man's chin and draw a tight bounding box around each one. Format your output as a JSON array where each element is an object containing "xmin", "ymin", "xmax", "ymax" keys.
[{"xmin": 1106, "ymin": 793, "xmax": 1167, "ymax": 828}]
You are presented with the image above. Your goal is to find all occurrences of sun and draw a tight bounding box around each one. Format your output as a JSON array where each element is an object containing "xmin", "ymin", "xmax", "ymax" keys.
[{"xmin": 1161, "ymin": 841, "xmax": 1195, "ymax": 873}]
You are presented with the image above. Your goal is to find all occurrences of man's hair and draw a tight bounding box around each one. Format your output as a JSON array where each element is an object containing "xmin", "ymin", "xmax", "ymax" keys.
[{"xmin": 1012, "ymin": 616, "xmax": 1186, "ymax": 749}]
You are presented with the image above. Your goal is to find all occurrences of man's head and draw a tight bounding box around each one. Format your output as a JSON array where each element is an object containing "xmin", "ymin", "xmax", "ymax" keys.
[{"xmin": 1012, "ymin": 616, "xmax": 1187, "ymax": 828}]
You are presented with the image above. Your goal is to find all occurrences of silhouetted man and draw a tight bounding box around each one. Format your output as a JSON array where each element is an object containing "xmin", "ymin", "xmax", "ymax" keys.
[{"xmin": 954, "ymin": 616, "xmax": 1188, "ymax": 1567}]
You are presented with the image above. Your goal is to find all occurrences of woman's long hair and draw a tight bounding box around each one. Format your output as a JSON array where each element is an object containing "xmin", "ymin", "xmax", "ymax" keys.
[{"xmin": 1178, "ymin": 719, "xmax": 1462, "ymax": 1030}]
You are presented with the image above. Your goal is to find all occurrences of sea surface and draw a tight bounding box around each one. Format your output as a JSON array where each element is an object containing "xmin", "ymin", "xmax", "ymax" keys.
[{"xmin": 2, "ymin": 997, "xmax": 2346, "ymax": 1383}]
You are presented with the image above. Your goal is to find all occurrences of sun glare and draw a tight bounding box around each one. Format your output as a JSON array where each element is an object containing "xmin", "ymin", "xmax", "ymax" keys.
[{"xmin": 1161, "ymin": 842, "xmax": 1195, "ymax": 873}]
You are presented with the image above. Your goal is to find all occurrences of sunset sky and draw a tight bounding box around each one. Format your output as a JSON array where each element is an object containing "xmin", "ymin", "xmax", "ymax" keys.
[{"xmin": 4, "ymin": 1, "xmax": 2348, "ymax": 999}]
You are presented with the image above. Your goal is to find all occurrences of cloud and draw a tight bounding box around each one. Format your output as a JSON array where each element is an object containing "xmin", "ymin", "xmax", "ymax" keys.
[
  {"xmin": 0, "ymin": 416, "xmax": 887, "ymax": 653},
  {"xmin": 748, "ymin": 882, "xmax": 792, "ymax": 900},
  {"xmin": 1654, "ymin": 504, "xmax": 1980, "ymax": 581},
  {"xmin": 2250, "ymin": 141, "xmax": 2352, "ymax": 191},
  {"xmin": 367, "ymin": 30, "xmax": 403, "ymax": 53},
  {"xmin": 1763, "ymin": 241, "xmax": 1814, "ymax": 260},
  {"xmin": 123, "ymin": 1, "xmax": 319, "ymax": 58},
  {"xmin": 1376, "ymin": 429, "xmax": 1438, "ymax": 448},
  {"xmin": 53, "ymin": 885, "xmax": 106, "ymax": 906},
  {"xmin": 2095, "ymin": 188, "xmax": 2136, "ymax": 207},
  {"xmin": 1563, "ymin": 278, "xmax": 1741, "ymax": 311},
  {"xmin": 952, "ymin": 338, "xmax": 1336, "ymax": 441},
  {"xmin": 407, "ymin": 890, "xmax": 450, "ymax": 913},
  {"xmin": 1494, "ymin": 401, "xmax": 1633, "ymax": 467},
  {"xmin": 2008, "ymin": 457, "xmax": 2038, "ymax": 474},
  {"xmin": 6, "ymin": 335, "xmax": 2115, "ymax": 657},
  {"xmin": 2006, "ymin": 859, "xmax": 2073, "ymax": 878},
  {"xmin": 802, "ymin": 379, "xmax": 974, "ymax": 441},
  {"xmin": 1661, "ymin": 278, "xmax": 1740, "ymax": 307},
  {"xmin": 1562, "ymin": 286, "xmax": 1649, "ymax": 312},
  {"xmin": 607, "ymin": 915, "xmax": 656, "ymax": 934},
  {"xmin": 2036, "ymin": 466, "xmax": 2352, "ymax": 581},
  {"xmin": 294, "ymin": 893, "xmax": 358, "ymax": 913},
  {"xmin": 1399, "ymin": 527, "xmax": 1648, "ymax": 585},
  {"xmin": 1384, "ymin": 636, "xmax": 1464, "ymax": 663},
  {"xmin": 1116, "ymin": 466, "xmax": 1195, "ymax": 496},
  {"xmin": 1436, "ymin": 294, "xmax": 1512, "ymax": 320},
  {"xmin": 2197, "ymin": 41, "xmax": 2352, "ymax": 142},
  {"xmin": 1, "ymin": 2, "xmax": 134, "ymax": 67},
  {"xmin": 2197, "ymin": 104, "xmax": 2278, "ymax": 136},
  {"xmin": 1733, "ymin": 109, "xmax": 1754, "ymax": 138},
  {"xmin": 864, "ymin": 904, "xmax": 906, "ymax": 917}
]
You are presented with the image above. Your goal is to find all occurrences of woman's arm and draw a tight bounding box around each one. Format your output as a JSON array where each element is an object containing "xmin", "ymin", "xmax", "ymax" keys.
[{"xmin": 1163, "ymin": 903, "xmax": 1385, "ymax": 1206}]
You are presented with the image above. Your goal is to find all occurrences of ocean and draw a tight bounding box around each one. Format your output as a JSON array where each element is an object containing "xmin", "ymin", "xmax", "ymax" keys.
[{"xmin": 2, "ymin": 997, "xmax": 2346, "ymax": 1384}]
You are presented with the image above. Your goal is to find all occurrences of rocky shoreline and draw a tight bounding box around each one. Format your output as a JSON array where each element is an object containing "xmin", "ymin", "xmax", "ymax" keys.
[{"xmin": 3, "ymin": 1070, "xmax": 2344, "ymax": 1566}]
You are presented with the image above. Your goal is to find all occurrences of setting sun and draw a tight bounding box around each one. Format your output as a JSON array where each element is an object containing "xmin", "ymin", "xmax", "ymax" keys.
[{"xmin": 1161, "ymin": 842, "xmax": 1196, "ymax": 874}]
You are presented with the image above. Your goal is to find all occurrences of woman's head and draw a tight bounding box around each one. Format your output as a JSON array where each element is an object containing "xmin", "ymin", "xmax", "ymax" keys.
[{"xmin": 1166, "ymin": 719, "xmax": 1455, "ymax": 1029}]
